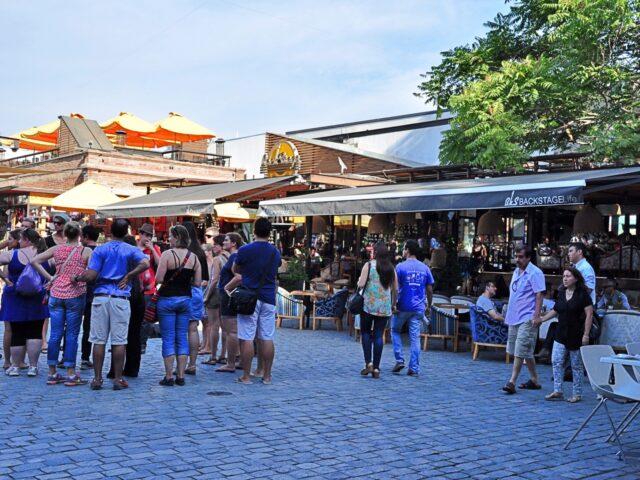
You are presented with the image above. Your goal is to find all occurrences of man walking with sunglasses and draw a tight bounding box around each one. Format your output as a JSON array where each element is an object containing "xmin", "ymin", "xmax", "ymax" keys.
[{"xmin": 502, "ymin": 245, "xmax": 545, "ymax": 395}]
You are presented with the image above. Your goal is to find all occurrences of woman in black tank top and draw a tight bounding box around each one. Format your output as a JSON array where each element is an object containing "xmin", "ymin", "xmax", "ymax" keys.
[{"xmin": 155, "ymin": 226, "xmax": 202, "ymax": 386}]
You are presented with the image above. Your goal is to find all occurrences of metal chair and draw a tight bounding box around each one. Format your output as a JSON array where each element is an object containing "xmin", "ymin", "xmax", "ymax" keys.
[
  {"xmin": 564, "ymin": 345, "xmax": 639, "ymax": 460},
  {"xmin": 276, "ymin": 287, "xmax": 305, "ymax": 330}
]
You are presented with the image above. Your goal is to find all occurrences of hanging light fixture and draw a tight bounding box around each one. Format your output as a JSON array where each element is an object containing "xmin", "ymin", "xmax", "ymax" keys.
[
  {"xmin": 573, "ymin": 204, "xmax": 604, "ymax": 234},
  {"xmin": 396, "ymin": 212, "xmax": 417, "ymax": 225},
  {"xmin": 367, "ymin": 214, "xmax": 392, "ymax": 234},
  {"xmin": 477, "ymin": 210, "xmax": 505, "ymax": 236}
]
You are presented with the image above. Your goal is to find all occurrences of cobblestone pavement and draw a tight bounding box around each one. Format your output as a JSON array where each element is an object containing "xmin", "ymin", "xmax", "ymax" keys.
[{"xmin": 1, "ymin": 322, "xmax": 639, "ymax": 479}]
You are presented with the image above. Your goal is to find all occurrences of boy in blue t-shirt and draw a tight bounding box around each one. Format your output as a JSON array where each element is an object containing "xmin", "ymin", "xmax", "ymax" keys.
[{"xmin": 391, "ymin": 239, "xmax": 434, "ymax": 376}]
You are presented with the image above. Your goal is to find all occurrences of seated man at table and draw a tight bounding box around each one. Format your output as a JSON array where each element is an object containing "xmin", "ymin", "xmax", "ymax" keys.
[
  {"xmin": 476, "ymin": 281, "xmax": 504, "ymax": 321},
  {"xmin": 597, "ymin": 278, "xmax": 631, "ymax": 314}
]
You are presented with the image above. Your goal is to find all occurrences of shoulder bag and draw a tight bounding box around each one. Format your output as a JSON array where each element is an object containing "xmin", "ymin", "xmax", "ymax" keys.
[
  {"xmin": 229, "ymin": 249, "xmax": 276, "ymax": 316},
  {"xmin": 15, "ymin": 250, "xmax": 45, "ymax": 297},
  {"xmin": 144, "ymin": 251, "xmax": 191, "ymax": 323},
  {"xmin": 346, "ymin": 262, "xmax": 371, "ymax": 315}
]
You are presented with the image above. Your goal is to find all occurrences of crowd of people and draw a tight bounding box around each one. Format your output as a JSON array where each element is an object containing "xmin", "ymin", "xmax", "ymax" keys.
[
  {"xmin": 0, "ymin": 215, "xmax": 281, "ymax": 390},
  {"xmin": 0, "ymin": 212, "xmax": 628, "ymax": 401}
]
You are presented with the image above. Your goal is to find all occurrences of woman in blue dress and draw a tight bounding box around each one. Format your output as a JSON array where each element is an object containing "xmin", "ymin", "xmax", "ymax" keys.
[
  {"xmin": 0, "ymin": 229, "xmax": 49, "ymax": 377},
  {"xmin": 2, "ymin": 229, "xmax": 22, "ymax": 371}
]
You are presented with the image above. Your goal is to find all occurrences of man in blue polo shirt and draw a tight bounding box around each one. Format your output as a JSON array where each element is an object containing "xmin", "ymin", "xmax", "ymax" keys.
[
  {"xmin": 75, "ymin": 219, "xmax": 149, "ymax": 391},
  {"xmin": 391, "ymin": 239, "xmax": 434, "ymax": 377}
]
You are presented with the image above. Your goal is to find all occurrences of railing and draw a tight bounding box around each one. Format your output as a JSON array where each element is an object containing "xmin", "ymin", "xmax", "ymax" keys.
[
  {"xmin": 160, "ymin": 149, "xmax": 231, "ymax": 167},
  {"xmin": 0, "ymin": 148, "xmax": 60, "ymax": 168}
]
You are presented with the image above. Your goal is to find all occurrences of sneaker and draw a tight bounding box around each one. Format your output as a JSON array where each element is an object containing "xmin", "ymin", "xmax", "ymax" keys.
[
  {"xmin": 27, "ymin": 367, "xmax": 38, "ymax": 377},
  {"xmin": 80, "ymin": 360, "xmax": 93, "ymax": 370},
  {"xmin": 6, "ymin": 366, "xmax": 20, "ymax": 376},
  {"xmin": 392, "ymin": 362, "xmax": 405, "ymax": 374},
  {"xmin": 47, "ymin": 373, "xmax": 65, "ymax": 385},
  {"xmin": 407, "ymin": 369, "xmax": 420, "ymax": 377},
  {"xmin": 64, "ymin": 375, "xmax": 88, "ymax": 387},
  {"xmin": 113, "ymin": 378, "xmax": 129, "ymax": 390}
]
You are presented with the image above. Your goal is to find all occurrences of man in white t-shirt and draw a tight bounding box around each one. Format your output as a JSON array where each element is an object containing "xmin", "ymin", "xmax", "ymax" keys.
[{"xmin": 568, "ymin": 242, "xmax": 596, "ymax": 305}]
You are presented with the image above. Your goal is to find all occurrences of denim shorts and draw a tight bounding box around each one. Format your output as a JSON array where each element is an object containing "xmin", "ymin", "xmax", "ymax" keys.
[{"xmin": 190, "ymin": 286, "xmax": 205, "ymax": 321}]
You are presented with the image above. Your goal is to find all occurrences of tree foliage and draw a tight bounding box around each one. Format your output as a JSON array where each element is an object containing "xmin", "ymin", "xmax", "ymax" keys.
[{"xmin": 416, "ymin": 0, "xmax": 640, "ymax": 170}]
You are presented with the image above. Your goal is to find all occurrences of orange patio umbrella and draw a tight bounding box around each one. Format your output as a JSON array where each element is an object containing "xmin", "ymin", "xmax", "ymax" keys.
[
  {"xmin": 20, "ymin": 113, "xmax": 85, "ymax": 144},
  {"xmin": 100, "ymin": 112, "xmax": 172, "ymax": 148},
  {"xmin": 1, "ymin": 129, "xmax": 57, "ymax": 152},
  {"xmin": 145, "ymin": 112, "xmax": 215, "ymax": 144}
]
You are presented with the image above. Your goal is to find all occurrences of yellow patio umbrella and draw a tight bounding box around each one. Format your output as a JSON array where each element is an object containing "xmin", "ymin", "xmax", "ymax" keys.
[
  {"xmin": 146, "ymin": 112, "xmax": 215, "ymax": 144},
  {"xmin": 51, "ymin": 179, "xmax": 122, "ymax": 214},
  {"xmin": 100, "ymin": 112, "xmax": 173, "ymax": 148},
  {"xmin": 21, "ymin": 113, "xmax": 85, "ymax": 144},
  {"xmin": 214, "ymin": 202, "xmax": 257, "ymax": 222}
]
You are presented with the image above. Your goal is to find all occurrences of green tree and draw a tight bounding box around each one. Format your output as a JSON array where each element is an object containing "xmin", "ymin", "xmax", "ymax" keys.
[{"xmin": 416, "ymin": 0, "xmax": 640, "ymax": 170}]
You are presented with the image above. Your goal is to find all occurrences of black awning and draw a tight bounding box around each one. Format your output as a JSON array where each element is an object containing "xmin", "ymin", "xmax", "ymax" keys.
[{"xmin": 258, "ymin": 167, "xmax": 640, "ymax": 216}]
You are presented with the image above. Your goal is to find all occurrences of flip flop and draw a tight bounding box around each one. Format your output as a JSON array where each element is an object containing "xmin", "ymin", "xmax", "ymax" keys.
[
  {"xmin": 201, "ymin": 359, "xmax": 217, "ymax": 365},
  {"xmin": 235, "ymin": 377, "xmax": 252, "ymax": 385},
  {"xmin": 261, "ymin": 378, "xmax": 272, "ymax": 385},
  {"xmin": 518, "ymin": 379, "xmax": 542, "ymax": 390}
]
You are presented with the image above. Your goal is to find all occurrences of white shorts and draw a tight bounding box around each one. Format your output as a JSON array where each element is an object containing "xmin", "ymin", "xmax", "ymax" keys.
[
  {"xmin": 237, "ymin": 300, "xmax": 276, "ymax": 341},
  {"xmin": 89, "ymin": 296, "xmax": 131, "ymax": 345}
]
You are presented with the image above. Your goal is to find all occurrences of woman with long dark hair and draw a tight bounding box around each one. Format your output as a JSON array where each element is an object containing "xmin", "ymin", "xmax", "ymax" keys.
[
  {"xmin": 356, "ymin": 242, "xmax": 397, "ymax": 379},
  {"xmin": 0, "ymin": 229, "xmax": 48, "ymax": 377},
  {"xmin": 181, "ymin": 221, "xmax": 209, "ymax": 375},
  {"xmin": 535, "ymin": 267, "xmax": 593, "ymax": 403}
]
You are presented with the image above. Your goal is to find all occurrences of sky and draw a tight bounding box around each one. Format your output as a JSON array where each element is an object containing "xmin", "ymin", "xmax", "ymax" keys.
[{"xmin": 1, "ymin": 0, "xmax": 508, "ymax": 141}]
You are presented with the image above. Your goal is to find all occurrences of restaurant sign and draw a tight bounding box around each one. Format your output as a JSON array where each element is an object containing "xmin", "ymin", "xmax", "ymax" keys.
[
  {"xmin": 261, "ymin": 141, "xmax": 301, "ymax": 178},
  {"xmin": 503, "ymin": 189, "xmax": 581, "ymax": 207}
]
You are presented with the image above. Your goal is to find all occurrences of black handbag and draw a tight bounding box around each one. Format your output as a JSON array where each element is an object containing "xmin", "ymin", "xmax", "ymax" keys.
[
  {"xmin": 229, "ymin": 249, "xmax": 276, "ymax": 315},
  {"xmin": 347, "ymin": 263, "xmax": 370, "ymax": 315}
]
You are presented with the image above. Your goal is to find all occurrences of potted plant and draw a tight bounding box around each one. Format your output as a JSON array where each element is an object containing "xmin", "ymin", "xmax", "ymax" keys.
[{"xmin": 278, "ymin": 256, "xmax": 308, "ymax": 292}]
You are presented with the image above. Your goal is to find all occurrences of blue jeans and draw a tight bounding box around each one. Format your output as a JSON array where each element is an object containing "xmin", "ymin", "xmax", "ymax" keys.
[
  {"xmin": 360, "ymin": 311, "xmax": 388, "ymax": 369},
  {"xmin": 47, "ymin": 294, "xmax": 86, "ymax": 368},
  {"xmin": 391, "ymin": 311, "xmax": 423, "ymax": 373},
  {"xmin": 158, "ymin": 296, "xmax": 191, "ymax": 357}
]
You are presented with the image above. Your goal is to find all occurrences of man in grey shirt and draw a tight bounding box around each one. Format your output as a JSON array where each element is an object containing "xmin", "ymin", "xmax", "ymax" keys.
[{"xmin": 476, "ymin": 281, "xmax": 504, "ymax": 321}]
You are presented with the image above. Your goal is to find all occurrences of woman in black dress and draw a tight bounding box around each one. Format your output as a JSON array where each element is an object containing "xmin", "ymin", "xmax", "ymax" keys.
[{"xmin": 535, "ymin": 267, "xmax": 593, "ymax": 403}]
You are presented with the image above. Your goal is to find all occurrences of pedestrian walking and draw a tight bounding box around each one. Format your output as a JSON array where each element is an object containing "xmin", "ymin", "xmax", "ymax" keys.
[
  {"xmin": 182, "ymin": 221, "xmax": 209, "ymax": 376},
  {"xmin": 0, "ymin": 229, "xmax": 49, "ymax": 377},
  {"xmin": 502, "ymin": 245, "xmax": 545, "ymax": 394},
  {"xmin": 31, "ymin": 222, "xmax": 92, "ymax": 386},
  {"xmin": 73, "ymin": 219, "xmax": 149, "ymax": 391},
  {"xmin": 391, "ymin": 239, "xmax": 433, "ymax": 377},
  {"xmin": 358, "ymin": 242, "xmax": 397, "ymax": 379},
  {"xmin": 216, "ymin": 233, "xmax": 243, "ymax": 373},
  {"xmin": 232, "ymin": 218, "xmax": 281, "ymax": 385},
  {"xmin": 535, "ymin": 267, "xmax": 593, "ymax": 403},
  {"xmin": 155, "ymin": 225, "xmax": 202, "ymax": 386}
]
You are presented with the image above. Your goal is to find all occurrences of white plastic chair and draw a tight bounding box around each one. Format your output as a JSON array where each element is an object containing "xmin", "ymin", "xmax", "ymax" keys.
[
  {"xmin": 564, "ymin": 345, "xmax": 639, "ymax": 460},
  {"xmin": 626, "ymin": 342, "xmax": 640, "ymax": 355}
]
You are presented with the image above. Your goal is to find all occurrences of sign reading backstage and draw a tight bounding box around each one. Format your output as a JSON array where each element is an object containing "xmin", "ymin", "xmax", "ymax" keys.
[{"xmin": 503, "ymin": 189, "xmax": 581, "ymax": 207}]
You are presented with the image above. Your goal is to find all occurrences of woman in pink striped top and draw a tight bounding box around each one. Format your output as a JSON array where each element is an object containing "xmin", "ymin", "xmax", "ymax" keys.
[{"xmin": 32, "ymin": 222, "xmax": 93, "ymax": 386}]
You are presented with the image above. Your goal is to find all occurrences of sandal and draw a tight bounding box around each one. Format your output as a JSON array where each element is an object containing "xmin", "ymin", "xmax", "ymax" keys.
[
  {"xmin": 201, "ymin": 359, "xmax": 217, "ymax": 365},
  {"xmin": 360, "ymin": 363, "xmax": 373, "ymax": 376},
  {"xmin": 185, "ymin": 366, "xmax": 196, "ymax": 375},
  {"xmin": 215, "ymin": 366, "xmax": 235, "ymax": 373},
  {"xmin": 159, "ymin": 377, "xmax": 174, "ymax": 386},
  {"xmin": 545, "ymin": 391, "xmax": 564, "ymax": 401},
  {"xmin": 197, "ymin": 350, "xmax": 211, "ymax": 356},
  {"xmin": 518, "ymin": 379, "xmax": 542, "ymax": 390},
  {"xmin": 113, "ymin": 378, "xmax": 129, "ymax": 390},
  {"xmin": 566, "ymin": 396, "xmax": 581, "ymax": 403},
  {"xmin": 90, "ymin": 378, "xmax": 103, "ymax": 390},
  {"xmin": 235, "ymin": 377, "xmax": 252, "ymax": 385},
  {"xmin": 502, "ymin": 382, "xmax": 516, "ymax": 394}
]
